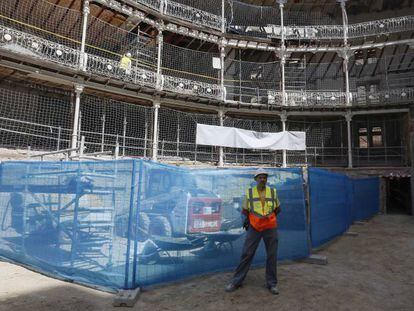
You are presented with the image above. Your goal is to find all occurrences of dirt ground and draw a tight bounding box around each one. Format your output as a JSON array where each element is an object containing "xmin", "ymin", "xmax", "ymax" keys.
[{"xmin": 0, "ymin": 214, "xmax": 413, "ymax": 311}]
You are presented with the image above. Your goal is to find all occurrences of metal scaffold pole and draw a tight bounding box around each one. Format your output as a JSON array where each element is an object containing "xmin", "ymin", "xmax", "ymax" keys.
[
  {"xmin": 152, "ymin": 99, "xmax": 160, "ymax": 161},
  {"xmin": 345, "ymin": 111, "xmax": 353, "ymax": 168},
  {"xmin": 281, "ymin": 111, "xmax": 288, "ymax": 168},
  {"xmin": 218, "ymin": 108, "xmax": 225, "ymax": 167}
]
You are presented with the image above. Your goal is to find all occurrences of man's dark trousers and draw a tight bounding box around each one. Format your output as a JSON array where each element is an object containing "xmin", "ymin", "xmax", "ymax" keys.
[{"xmin": 231, "ymin": 225, "xmax": 278, "ymax": 288}]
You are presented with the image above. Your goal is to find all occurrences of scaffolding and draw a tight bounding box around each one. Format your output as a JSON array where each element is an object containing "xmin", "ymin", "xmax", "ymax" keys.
[
  {"xmin": 0, "ymin": 0, "xmax": 412, "ymax": 168},
  {"xmin": 0, "ymin": 0, "xmax": 413, "ymax": 106}
]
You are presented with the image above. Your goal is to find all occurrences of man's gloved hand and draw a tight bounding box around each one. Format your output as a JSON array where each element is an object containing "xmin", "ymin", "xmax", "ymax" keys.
[{"xmin": 243, "ymin": 218, "xmax": 250, "ymax": 230}]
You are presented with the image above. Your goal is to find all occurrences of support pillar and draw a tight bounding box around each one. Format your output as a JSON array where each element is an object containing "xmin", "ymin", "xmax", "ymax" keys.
[
  {"xmin": 338, "ymin": 0, "xmax": 352, "ymax": 107},
  {"xmin": 79, "ymin": 0, "xmax": 90, "ymax": 71},
  {"xmin": 281, "ymin": 54, "xmax": 286, "ymax": 106},
  {"xmin": 221, "ymin": 0, "xmax": 226, "ymax": 34},
  {"xmin": 281, "ymin": 111, "xmax": 288, "ymax": 168},
  {"xmin": 345, "ymin": 111, "xmax": 353, "ymax": 168},
  {"xmin": 343, "ymin": 52, "xmax": 351, "ymax": 106},
  {"xmin": 220, "ymin": 0, "xmax": 226, "ymax": 101},
  {"xmin": 220, "ymin": 45, "xmax": 226, "ymax": 101},
  {"xmin": 337, "ymin": 49, "xmax": 352, "ymax": 107},
  {"xmin": 71, "ymin": 84, "xmax": 84, "ymax": 154},
  {"xmin": 218, "ymin": 108, "xmax": 225, "ymax": 167},
  {"xmin": 278, "ymin": 0, "xmax": 287, "ymax": 107},
  {"xmin": 152, "ymin": 100, "xmax": 160, "ymax": 161},
  {"xmin": 156, "ymin": 29, "xmax": 164, "ymax": 91},
  {"xmin": 338, "ymin": 0, "xmax": 349, "ymax": 46}
]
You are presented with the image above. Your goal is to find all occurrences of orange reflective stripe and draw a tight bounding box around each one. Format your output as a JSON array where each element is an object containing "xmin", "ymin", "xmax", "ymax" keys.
[{"xmin": 249, "ymin": 212, "xmax": 277, "ymax": 232}]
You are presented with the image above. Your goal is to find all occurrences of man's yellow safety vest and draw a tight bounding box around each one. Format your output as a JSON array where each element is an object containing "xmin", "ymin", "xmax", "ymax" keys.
[
  {"xmin": 119, "ymin": 56, "xmax": 132, "ymax": 71},
  {"xmin": 245, "ymin": 186, "xmax": 280, "ymax": 231}
]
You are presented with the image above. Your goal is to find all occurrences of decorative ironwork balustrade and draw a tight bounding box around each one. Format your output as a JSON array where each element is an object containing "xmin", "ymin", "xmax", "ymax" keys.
[
  {"xmin": 163, "ymin": 75, "xmax": 222, "ymax": 100},
  {"xmin": 164, "ymin": 1, "xmax": 223, "ymax": 31},
  {"xmin": 0, "ymin": 26, "xmax": 80, "ymax": 69}
]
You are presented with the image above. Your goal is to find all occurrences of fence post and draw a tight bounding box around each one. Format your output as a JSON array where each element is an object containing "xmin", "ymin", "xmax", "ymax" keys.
[
  {"xmin": 124, "ymin": 160, "xmax": 137, "ymax": 289},
  {"xmin": 302, "ymin": 167, "xmax": 313, "ymax": 254},
  {"xmin": 132, "ymin": 160, "xmax": 144, "ymax": 288}
]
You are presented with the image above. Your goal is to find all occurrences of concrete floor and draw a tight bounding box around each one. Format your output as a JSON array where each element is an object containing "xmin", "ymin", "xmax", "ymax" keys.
[{"xmin": 0, "ymin": 214, "xmax": 413, "ymax": 311}]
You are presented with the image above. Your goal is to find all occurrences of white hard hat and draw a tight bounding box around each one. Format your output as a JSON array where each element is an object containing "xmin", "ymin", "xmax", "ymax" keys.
[
  {"xmin": 126, "ymin": 52, "xmax": 131, "ymax": 57},
  {"xmin": 254, "ymin": 168, "xmax": 269, "ymax": 179}
]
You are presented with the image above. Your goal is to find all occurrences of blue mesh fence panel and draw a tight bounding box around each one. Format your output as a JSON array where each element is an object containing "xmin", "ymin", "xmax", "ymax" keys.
[
  {"xmin": 133, "ymin": 162, "xmax": 309, "ymax": 287},
  {"xmin": 309, "ymin": 168, "xmax": 352, "ymax": 248},
  {"xmin": 0, "ymin": 160, "xmax": 135, "ymax": 290},
  {"xmin": 1, "ymin": 161, "xmax": 382, "ymax": 290},
  {"xmin": 351, "ymin": 177, "xmax": 380, "ymax": 221}
]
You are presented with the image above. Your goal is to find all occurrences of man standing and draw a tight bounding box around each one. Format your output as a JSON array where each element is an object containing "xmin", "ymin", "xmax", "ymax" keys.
[
  {"xmin": 225, "ymin": 169, "xmax": 281, "ymax": 295},
  {"xmin": 119, "ymin": 52, "xmax": 132, "ymax": 75}
]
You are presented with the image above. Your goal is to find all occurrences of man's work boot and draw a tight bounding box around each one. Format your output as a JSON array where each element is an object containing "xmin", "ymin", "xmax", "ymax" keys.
[
  {"xmin": 225, "ymin": 283, "xmax": 239, "ymax": 293},
  {"xmin": 269, "ymin": 285, "xmax": 279, "ymax": 295}
]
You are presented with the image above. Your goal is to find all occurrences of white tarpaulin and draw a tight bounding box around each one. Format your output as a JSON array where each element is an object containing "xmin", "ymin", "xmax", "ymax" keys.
[{"xmin": 196, "ymin": 124, "xmax": 306, "ymax": 150}]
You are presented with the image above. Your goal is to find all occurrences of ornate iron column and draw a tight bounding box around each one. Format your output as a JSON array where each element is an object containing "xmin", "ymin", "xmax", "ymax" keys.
[{"xmin": 80, "ymin": 0, "xmax": 90, "ymax": 71}]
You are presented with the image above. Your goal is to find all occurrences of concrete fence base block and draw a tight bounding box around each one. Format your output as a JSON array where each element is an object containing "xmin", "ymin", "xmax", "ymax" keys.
[
  {"xmin": 344, "ymin": 231, "xmax": 359, "ymax": 237},
  {"xmin": 302, "ymin": 254, "xmax": 328, "ymax": 265},
  {"xmin": 113, "ymin": 288, "xmax": 141, "ymax": 307}
]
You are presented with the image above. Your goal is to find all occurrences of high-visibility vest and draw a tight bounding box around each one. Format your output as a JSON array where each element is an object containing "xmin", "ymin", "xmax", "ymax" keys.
[
  {"xmin": 246, "ymin": 186, "xmax": 279, "ymax": 231},
  {"xmin": 119, "ymin": 56, "xmax": 132, "ymax": 71}
]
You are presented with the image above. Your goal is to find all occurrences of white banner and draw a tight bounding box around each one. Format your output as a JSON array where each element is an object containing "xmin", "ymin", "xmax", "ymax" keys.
[{"xmin": 196, "ymin": 124, "xmax": 306, "ymax": 151}]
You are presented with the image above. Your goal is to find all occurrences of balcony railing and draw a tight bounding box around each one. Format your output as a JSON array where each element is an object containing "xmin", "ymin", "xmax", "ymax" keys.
[
  {"xmin": 130, "ymin": 0, "xmax": 414, "ymax": 40},
  {"xmin": 0, "ymin": 26, "xmax": 80, "ymax": 69},
  {"xmin": 0, "ymin": 23, "xmax": 413, "ymax": 108}
]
